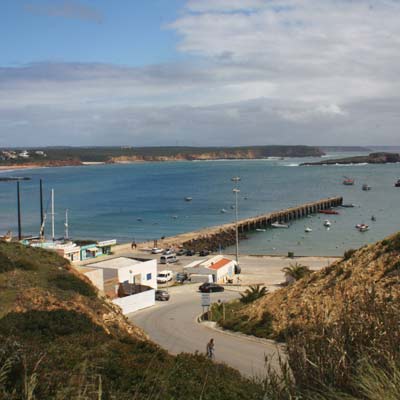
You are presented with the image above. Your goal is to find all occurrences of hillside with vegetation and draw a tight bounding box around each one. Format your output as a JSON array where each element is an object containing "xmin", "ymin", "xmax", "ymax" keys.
[
  {"xmin": 0, "ymin": 242, "xmax": 264, "ymax": 400},
  {"xmin": 211, "ymin": 233, "xmax": 400, "ymax": 399},
  {"xmin": 0, "ymin": 145, "xmax": 324, "ymax": 166}
]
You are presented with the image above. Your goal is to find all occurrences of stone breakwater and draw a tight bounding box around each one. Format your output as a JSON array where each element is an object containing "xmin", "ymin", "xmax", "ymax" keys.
[{"xmin": 125, "ymin": 196, "xmax": 343, "ymax": 253}]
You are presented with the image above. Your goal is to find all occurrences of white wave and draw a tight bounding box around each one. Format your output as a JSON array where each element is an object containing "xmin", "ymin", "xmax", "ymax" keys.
[{"xmin": 334, "ymin": 163, "xmax": 368, "ymax": 166}]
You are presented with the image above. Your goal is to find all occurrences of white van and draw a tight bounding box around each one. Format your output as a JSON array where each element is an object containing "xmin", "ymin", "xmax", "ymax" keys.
[
  {"xmin": 160, "ymin": 254, "xmax": 178, "ymax": 264},
  {"xmin": 157, "ymin": 270, "xmax": 174, "ymax": 283}
]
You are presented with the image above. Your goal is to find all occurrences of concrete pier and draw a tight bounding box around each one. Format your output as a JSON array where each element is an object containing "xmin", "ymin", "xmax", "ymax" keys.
[{"xmin": 131, "ymin": 196, "xmax": 343, "ymax": 252}]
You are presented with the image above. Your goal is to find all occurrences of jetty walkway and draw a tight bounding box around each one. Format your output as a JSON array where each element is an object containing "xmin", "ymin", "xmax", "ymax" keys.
[{"xmin": 115, "ymin": 196, "xmax": 343, "ymax": 253}]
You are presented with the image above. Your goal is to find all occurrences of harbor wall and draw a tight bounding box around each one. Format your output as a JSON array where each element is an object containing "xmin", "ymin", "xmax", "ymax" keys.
[{"xmin": 133, "ymin": 196, "xmax": 343, "ymax": 252}]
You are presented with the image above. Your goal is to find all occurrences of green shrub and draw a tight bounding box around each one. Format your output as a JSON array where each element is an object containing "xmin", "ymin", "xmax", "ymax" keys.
[
  {"xmin": 343, "ymin": 248, "xmax": 356, "ymax": 260},
  {"xmin": 240, "ymin": 285, "xmax": 268, "ymax": 304},
  {"xmin": 384, "ymin": 233, "xmax": 400, "ymax": 252},
  {"xmin": 0, "ymin": 310, "xmax": 103, "ymax": 340},
  {"xmin": 0, "ymin": 253, "xmax": 13, "ymax": 273},
  {"xmin": 50, "ymin": 273, "xmax": 96, "ymax": 297}
]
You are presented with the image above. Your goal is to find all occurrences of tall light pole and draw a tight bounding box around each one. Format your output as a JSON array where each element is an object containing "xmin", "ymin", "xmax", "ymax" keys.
[{"xmin": 231, "ymin": 176, "xmax": 241, "ymax": 266}]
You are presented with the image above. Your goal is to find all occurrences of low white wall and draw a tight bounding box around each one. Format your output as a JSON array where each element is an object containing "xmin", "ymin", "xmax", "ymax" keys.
[
  {"xmin": 113, "ymin": 289, "xmax": 155, "ymax": 315},
  {"xmin": 83, "ymin": 268, "xmax": 104, "ymax": 291}
]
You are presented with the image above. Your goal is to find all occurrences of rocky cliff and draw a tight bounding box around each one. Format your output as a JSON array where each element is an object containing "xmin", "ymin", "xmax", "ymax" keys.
[{"xmin": 301, "ymin": 152, "xmax": 400, "ymax": 166}]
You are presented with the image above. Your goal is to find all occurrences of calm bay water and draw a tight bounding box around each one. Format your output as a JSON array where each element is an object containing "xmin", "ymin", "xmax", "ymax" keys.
[{"xmin": 0, "ymin": 154, "xmax": 399, "ymax": 256}]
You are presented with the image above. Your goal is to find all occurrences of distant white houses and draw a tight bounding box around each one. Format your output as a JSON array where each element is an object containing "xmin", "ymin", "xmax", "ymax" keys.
[
  {"xmin": 81, "ymin": 257, "xmax": 157, "ymax": 314},
  {"xmin": 184, "ymin": 255, "xmax": 237, "ymax": 283},
  {"xmin": 25, "ymin": 239, "xmax": 116, "ymax": 263},
  {"xmin": 28, "ymin": 241, "xmax": 81, "ymax": 263}
]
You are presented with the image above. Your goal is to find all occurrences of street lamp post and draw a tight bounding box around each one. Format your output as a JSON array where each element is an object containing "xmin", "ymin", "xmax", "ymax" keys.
[{"xmin": 231, "ymin": 176, "xmax": 241, "ymax": 266}]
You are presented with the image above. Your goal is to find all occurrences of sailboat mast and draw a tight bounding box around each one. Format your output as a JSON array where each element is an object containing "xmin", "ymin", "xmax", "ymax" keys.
[
  {"xmin": 17, "ymin": 181, "xmax": 22, "ymax": 240},
  {"xmin": 64, "ymin": 209, "xmax": 69, "ymax": 240}
]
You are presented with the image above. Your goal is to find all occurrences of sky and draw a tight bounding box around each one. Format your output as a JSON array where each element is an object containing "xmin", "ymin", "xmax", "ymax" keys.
[{"xmin": 0, "ymin": 0, "xmax": 399, "ymax": 147}]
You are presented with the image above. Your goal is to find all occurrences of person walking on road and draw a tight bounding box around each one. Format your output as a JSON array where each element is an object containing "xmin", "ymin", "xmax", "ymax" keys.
[{"xmin": 206, "ymin": 338, "xmax": 215, "ymax": 360}]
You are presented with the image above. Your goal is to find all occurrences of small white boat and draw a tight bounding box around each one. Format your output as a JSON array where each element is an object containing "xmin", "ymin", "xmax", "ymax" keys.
[
  {"xmin": 323, "ymin": 220, "xmax": 331, "ymax": 227},
  {"xmin": 304, "ymin": 227, "xmax": 312, "ymax": 233},
  {"xmin": 271, "ymin": 222, "xmax": 289, "ymax": 228},
  {"xmin": 362, "ymin": 184, "xmax": 371, "ymax": 191},
  {"xmin": 220, "ymin": 208, "xmax": 228, "ymax": 213},
  {"xmin": 184, "ymin": 197, "xmax": 193, "ymax": 202},
  {"xmin": 356, "ymin": 223, "xmax": 369, "ymax": 232},
  {"xmin": 256, "ymin": 228, "xmax": 266, "ymax": 232}
]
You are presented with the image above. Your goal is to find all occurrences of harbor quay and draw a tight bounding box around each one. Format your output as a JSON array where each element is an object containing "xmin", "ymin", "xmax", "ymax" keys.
[{"xmin": 115, "ymin": 196, "xmax": 343, "ymax": 253}]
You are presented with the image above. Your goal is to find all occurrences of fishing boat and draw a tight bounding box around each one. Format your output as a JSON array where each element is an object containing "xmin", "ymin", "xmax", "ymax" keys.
[
  {"xmin": 343, "ymin": 177, "xmax": 355, "ymax": 185},
  {"xmin": 323, "ymin": 220, "xmax": 331, "ymax": 227},
  {"xmin": 304, "ymin": 227, "xmax": 312, "ymax": 233},
  {"xmin": 362, "ymin": 184, "xmax": 371, "ymax": 191},
  {"xmin": 184, "ymin": 197, "xmax": 193, "ymax": 202},
  {"xmin": 319, "ymin": 209, "xmax": 339, "ymax": 215},
  {"xmin": 271, "ymin": 222, "xmax": 289, "ymax": 228},
  {"xmin": 394, "ymin": 179, "xmax": 400, "ymax": 188},
  {"xmin": 371, "ymin": 215, "xmax": 376, "ymax": 221}
]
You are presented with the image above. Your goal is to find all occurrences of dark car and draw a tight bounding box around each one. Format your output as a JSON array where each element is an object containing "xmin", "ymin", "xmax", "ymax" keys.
[
  {"xmin": 186, "ymin": 249, "xmax": 195, "ymax": 256},
  {"xmin": 176, "ymin": 272, "xmax": 188, "ymax": 283},
  {"xmin": 155, "ymin": 289, "xmax": 170, "ymax": 301},
  {"xmin": 199, "ymin": 249, "xmax": 210, "ymax": 257},
  {"xmin": 198, "ymin": 282, "xmax": 224, "ymax": 293}
]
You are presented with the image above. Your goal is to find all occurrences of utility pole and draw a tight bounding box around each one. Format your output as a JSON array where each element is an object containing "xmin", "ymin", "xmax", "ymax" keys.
[
  {"xmin": 17, "ymin": 181, "xmax": 22, "ymax": 240},
  {"xmin": 51, "ymin": 189, "xmax": 55, "ymax": 241},
  {"xmin": 39, "ymin": 179, "xmax": 44, "ymax": 234}
]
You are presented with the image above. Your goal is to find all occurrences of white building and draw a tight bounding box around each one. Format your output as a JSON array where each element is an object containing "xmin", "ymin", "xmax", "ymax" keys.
[
  {"xmin": 184, "ymin": 255, "xmax": 237, "ymax": 283},
  {"xmin": 82, "ymin": 257, "xmax": 157, "ymax": 314}
]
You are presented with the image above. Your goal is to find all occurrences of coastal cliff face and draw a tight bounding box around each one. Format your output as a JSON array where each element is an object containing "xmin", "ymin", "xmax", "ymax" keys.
[
  {"xmin": 108, "ymin": 147, "xmax": 324, "ymax": 163},
  {"xmin": 301, "ymin": 152, "xmax": 400, "ymax": 166},
  {"xmin": 0, "ymin": 145, "xmax": 324, "ymax": 169}
]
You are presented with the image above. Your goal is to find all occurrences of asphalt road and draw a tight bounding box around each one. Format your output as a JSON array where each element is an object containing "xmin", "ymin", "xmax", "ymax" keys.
[{"xmin": 129, "ymin": 285, "xmax": 282, "ymax": 378}]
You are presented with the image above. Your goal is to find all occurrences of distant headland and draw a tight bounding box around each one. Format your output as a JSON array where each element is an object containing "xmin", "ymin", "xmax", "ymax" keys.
[
  {"xmin": 0, "ymin": 145, "xmax": 324, "ymax": 169},
  {"xmin": 301, "ymin": 152, "xmax": 400, "ymax": 166}
]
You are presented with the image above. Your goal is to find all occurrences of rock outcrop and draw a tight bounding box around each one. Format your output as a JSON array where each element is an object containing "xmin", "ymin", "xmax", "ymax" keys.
[{"xmin": 301, "ymin": 152, "xmax": 400, "ymax": 166}]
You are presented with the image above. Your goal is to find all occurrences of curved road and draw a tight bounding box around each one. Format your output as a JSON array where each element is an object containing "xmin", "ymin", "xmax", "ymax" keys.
[{"xmin": 129, "ymin": 285, "xmax": 281, "ymax": 378}]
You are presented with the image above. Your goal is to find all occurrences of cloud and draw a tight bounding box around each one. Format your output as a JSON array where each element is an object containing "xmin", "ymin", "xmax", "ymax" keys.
[
  {"xmin": 2, "ymin": 1, "xmax": 400, "ymax": 146},
  {"xmin": 25, "ymin": 0, "xmax": 103, "ymax": 23}
]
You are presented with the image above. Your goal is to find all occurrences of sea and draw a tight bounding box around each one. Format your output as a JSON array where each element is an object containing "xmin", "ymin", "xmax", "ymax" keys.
[{"xmin": 0, "ymin": 152, "xmax": 399, "ymax": 256}]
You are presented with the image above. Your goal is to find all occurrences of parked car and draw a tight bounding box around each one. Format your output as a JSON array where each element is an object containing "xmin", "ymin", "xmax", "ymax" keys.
[
  {"xmin": 160, "ymin": 254, "xmax": 178, "ymax": 264},
  {"xmin": 177, "ymin": 249, "xmax": 187, "ymax": 256},
  {"xmin": 199, "ymin": 249, "xmax": 210, "ymax": 257},
  {"xmin": 163, "ymin": 248, "xmax": 174, "ymax": 255},
  {"xmin": 198, "ymin": 282, "xmax": 225, "ymax": 293},
  {"xmin": 155, "ymin": 289, "xmax": 170, "ymax": 301},
  {"xmin": 157, "ymin": 270, "xmax": 174, "ymax": 283},
  {"xmin": 186, "ymin": 249, "xmax": 196, "ymax": 256},
  {"xmin": 151, "ymin": 247, "xmax": 163, "ymax": 254},
  {"xmin": 176, "ymin": 272, "xmax": 188, "ymax": 283}
]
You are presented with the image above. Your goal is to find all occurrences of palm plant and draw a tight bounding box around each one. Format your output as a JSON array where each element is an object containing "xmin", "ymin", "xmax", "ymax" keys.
[
  {"xmin": 282, "ymin": 262, "xmax": 311, "ymax": 283},
  {"xmin": 240, "ymin": 284, "xmax": 268, "ymax": 304}
]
